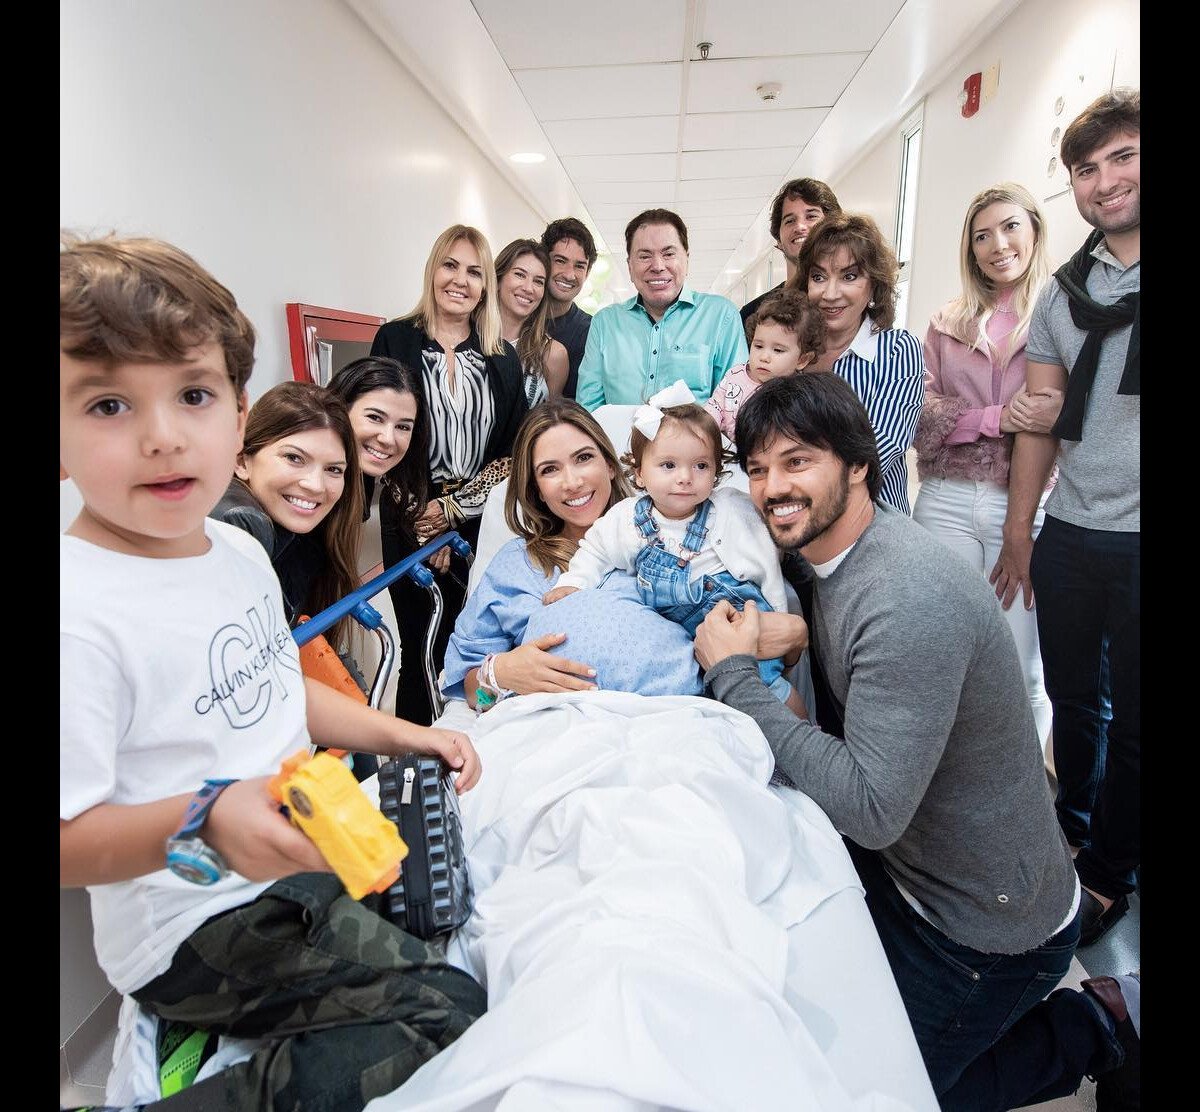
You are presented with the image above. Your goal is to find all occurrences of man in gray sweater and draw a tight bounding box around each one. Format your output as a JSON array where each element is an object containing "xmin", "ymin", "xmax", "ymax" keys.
[{"xmin": 694, "ymin": 373, "xmax": 1138, "ymax": 1109}]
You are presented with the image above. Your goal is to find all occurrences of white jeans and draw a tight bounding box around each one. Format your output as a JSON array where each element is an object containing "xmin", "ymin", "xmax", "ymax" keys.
[{"xmin": 913, "ymin": 477, "xmax": 1052, "ymax": 743}]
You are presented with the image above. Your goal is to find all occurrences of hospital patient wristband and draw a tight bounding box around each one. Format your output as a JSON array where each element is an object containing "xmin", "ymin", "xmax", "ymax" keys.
[{"xmin": 475, "ymin": 652, "xmax": 513, "ymax": 714}]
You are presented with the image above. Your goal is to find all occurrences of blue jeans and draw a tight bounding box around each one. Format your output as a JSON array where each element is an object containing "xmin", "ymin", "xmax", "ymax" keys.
[
  {"xmin": 631, "ymin": 496, "xmax": 787, "ymax": 698},
  {"xmin": 942, "ymin": 983, "xmax": 1122, "ymax": 1110},
  {"xmin": 843, "ymin": 839, "xmax": 1080, "ymax": 1102},
  {"xmin": 1030, "ymin": 515, "xmax": 1140, "ymax": 899}
]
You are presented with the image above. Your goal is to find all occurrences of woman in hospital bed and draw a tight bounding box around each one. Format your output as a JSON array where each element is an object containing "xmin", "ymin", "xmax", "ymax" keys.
[
  {"xmin": 442, "ymin": 398, "xmax": 807, "ymax": 709},
  {"xmin": 376, "ymin": 400, "xmax": 940, "ymax": 1112}
]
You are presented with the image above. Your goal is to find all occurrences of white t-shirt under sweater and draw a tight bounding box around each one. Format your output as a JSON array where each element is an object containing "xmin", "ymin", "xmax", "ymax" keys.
[
  {"xmin": 60, "ymin": 519, "xmax": 310, "ymax": 994},
  {"xmin": 557, "ymin": 485, "xmax": 787, "ymax": 612}
]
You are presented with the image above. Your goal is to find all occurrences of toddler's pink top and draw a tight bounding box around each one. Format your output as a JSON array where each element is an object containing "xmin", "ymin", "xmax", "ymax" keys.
[{"xmin": 704, "ymin": 364, "xmax": 763, "ymax": 440}]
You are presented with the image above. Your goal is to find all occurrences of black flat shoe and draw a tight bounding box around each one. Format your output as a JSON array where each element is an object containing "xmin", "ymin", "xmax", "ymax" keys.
[{"xmin": 1079, "ymin": 889, "xmax": 1130, "ymax": 946}]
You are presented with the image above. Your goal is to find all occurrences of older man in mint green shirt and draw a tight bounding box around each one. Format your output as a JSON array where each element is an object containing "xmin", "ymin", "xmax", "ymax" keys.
[{"xmin": 576, "ymin": 209, "xmax": 748, "ymax": 409}]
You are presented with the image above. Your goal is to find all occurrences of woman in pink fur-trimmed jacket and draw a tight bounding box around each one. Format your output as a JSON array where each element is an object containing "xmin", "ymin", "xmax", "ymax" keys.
[{"xmin": 912, "ymin": 183, "xmax": 1062, "ymax": 746}]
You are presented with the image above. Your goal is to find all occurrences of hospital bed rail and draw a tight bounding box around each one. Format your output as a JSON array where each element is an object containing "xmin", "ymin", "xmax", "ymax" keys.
[{"xmin": 293, "ymin": 531, "xmax": 473, "ymax": 723}]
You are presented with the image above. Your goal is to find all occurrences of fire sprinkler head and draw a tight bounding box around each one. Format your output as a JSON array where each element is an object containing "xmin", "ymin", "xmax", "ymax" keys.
[{"xmin": 757, "ymin": 81, "xmax": 783, "ymax": 102}]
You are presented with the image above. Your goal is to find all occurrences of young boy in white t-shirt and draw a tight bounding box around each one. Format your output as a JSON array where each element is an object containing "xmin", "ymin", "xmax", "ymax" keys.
[{"xmin": 59, "ymin": 233, "xmax": 486, "ymax": 1109}]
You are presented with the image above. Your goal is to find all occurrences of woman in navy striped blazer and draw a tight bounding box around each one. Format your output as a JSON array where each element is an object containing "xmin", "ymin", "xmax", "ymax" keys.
[{"xmin": 787, "ymin": 213, "xmax": 925, "ymax": 514}]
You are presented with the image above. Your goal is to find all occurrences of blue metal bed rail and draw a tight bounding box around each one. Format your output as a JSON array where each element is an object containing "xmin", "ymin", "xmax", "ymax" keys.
[{"xmin": 292, "ymin": 531, "xmax": 474, "ymax": 720}]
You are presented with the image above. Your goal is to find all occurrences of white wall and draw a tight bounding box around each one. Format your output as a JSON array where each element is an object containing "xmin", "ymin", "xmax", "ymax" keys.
[
  {"xmin": 830, "ymin": 121, "xmax": 906, "ymax": 248},
  {"xmin": 735, "ymin": 0, "xmax": 1138, "ymax": 329},
  {"xmin": 907, "ymin": 0, "xmax": 1138, "ymax": 334},
  {"xmin": 60, "ymin": 0, "xmax": 546, "ymax": 527}
]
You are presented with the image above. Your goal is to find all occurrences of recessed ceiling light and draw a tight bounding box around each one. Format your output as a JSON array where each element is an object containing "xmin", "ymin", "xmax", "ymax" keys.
[{"xmin": 510, "ymin": 152, "xmax": 546, "ymax": 164}]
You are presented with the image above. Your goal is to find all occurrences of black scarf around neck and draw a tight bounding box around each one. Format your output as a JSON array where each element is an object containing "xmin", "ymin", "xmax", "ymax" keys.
[{"xmin": 1050, "ymin": 228, "xmax": 1140, "ymax": 441}]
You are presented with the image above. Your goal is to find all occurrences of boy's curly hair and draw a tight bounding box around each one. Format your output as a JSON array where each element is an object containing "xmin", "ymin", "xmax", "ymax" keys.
[{"xmin": 60, "ymin": 232, "xmax": 256, "ymax": 394}]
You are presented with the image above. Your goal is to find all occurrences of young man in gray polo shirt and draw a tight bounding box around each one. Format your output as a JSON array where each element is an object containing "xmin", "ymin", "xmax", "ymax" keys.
[
  {"xmin": 992, "ymin": 88, "xmax": 1140, "ymax": 949},
  {"xmin": 696, "ymin": 373, "xmax": 1139, "ymax": 1109}
]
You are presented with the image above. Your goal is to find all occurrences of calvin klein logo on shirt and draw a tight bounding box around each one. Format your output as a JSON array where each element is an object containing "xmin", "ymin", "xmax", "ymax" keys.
[{"xmin": 194, "ymin": 595, "xmax": 301, "ymax": 726}]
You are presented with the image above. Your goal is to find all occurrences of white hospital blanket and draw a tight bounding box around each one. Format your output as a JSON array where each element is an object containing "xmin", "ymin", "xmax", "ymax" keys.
[{"xmin": 371, "ymin": 691, "xmax": 936, "ymax": 1111}]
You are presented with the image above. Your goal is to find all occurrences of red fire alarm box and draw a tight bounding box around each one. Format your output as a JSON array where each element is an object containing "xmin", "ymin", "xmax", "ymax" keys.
[{"xmin": 961, "ymin": 72, "xmax": 982, "ymax": 118}]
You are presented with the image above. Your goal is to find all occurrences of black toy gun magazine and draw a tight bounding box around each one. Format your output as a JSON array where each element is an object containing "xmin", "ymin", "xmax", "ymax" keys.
[{"xmin": 377, "ymin": 754, "xmax": 474, "ymax": 940}]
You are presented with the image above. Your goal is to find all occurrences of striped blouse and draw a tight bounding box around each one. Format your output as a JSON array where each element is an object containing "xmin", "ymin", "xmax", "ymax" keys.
[
  {"xmin": 831, "ymin": 317, "xmax": 926, "ymax": 514},
  {"xmin": 522, "ymin": 365, "xmax": 549, "ymax": 409},
  {"xmin": 420, "ymin": 338, "xmax": 496, "ymax": 490}
]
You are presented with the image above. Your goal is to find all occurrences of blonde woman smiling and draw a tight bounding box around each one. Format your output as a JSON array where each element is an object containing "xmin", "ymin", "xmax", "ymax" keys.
[
  {"xmin": 371, "ymin": 225, "xmax": 527, "ymax": 723},
  {"xmin": 913, "ymin": 183, "xmax": 1063, "ymax": 744}
]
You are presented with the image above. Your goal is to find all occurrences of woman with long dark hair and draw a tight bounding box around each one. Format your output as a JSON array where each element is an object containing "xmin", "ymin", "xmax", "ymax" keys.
[
  {"xmin": 328, "ymin": 355, "xmax": 429, "ymax": 534},
  {"xmin": 210, "ymin": 380, "xmax": 363, "ymax": 652},
  {"xmin": 441, "ymin": 398, "xmax": 630, "ymax": 709}
]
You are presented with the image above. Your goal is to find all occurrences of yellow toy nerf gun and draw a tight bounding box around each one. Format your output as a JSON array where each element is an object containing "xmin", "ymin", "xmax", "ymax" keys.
[{"xmin": 268, "ymin": 750, "xmax": 407, "ymax": 900}]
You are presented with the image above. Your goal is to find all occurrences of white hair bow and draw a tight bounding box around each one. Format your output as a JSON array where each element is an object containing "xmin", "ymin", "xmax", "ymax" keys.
[{"xmin": 632, "ymin": 378, "xmax": 696, "ymax": 441}]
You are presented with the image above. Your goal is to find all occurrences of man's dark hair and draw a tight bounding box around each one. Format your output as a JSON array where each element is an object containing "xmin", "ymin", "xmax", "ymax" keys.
[
  {"xmin": 1060, "ymin": 87, "xmax": 1140, "ymax": 174},
  {"xmin": 769, "ymin": 178, "xmax": 842, "ymax": 243},
  {"xmin": 624, "ymin": 208, "xmax": 689, "ymax": 255},
  {"xmin": 734, "ymin": 372, "xmax": 882, "ymax": 500},
  {"xmin": 540, "ymin": 217, "xmax": 597, "ymax": 268}
]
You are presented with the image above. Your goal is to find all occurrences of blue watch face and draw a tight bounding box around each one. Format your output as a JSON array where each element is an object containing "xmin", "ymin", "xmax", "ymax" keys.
[{"xmin": 166, "ymin": 842, "xmax": 226, "ymax": 886}]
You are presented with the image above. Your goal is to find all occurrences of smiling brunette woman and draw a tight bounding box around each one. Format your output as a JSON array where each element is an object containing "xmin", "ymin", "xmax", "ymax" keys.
[
  {"xmin": 494, "ymin": 238, "xmax": 569, "ymax": 407},
  {"xmin": 912, "ymin": 182, "xmax": 1062, "ymax": 746},
  {"xmin": 210, "ymin": 380, "xmax": 363, "ymax": 652},
  {"xmin": 327, "ymin": 355, "xmax": 429, "ymax": 536},
  {"xmin": 371, "ymin": 225, "xmax": 527, "ymax": 724},
  {"xmin": 789, "ymin": 213, "xmax": 925, "ymax": 514}
]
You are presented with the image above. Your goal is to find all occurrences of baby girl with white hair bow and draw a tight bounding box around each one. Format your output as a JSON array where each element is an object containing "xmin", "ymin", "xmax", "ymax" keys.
[{"xmin": 543, "ymin": 379, "xmax": 806, "ymax": 713}]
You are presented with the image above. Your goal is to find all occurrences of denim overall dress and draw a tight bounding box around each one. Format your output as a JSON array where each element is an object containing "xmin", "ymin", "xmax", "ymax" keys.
[{"xmin": 632, "ymin": 495, "xmax": 792, "ymax": 702}]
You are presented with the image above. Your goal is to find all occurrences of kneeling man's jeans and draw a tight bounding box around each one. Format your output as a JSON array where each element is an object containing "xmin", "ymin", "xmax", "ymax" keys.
[{"xmin": 845, "ymin": 839, "xmax": 1080, "ymax": 1104}]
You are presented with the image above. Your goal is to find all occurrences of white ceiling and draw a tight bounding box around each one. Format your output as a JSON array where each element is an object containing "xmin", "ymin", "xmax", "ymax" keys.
[
  {"xmin": 470, "ymin": 0, "xmax": 896, "ymax": 291},
  {"xmin": 348, "ymin": 0, "xmax": 1020, "ymax": 299}
]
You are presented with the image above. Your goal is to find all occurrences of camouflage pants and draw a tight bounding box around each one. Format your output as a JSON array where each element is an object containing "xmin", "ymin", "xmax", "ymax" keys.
[{"xmin": 132, "ymin": 872, "xmax": 487, "ymax": 1111}]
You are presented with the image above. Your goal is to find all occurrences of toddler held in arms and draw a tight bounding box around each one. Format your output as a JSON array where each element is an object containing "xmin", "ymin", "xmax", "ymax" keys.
[
  {"xmin": 544, "ymin": 379, "xmax": 805, "ymax": 715},
  {"xmin": 705, "ymin": 289, "xmax": 825, "ymax": 441}
]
